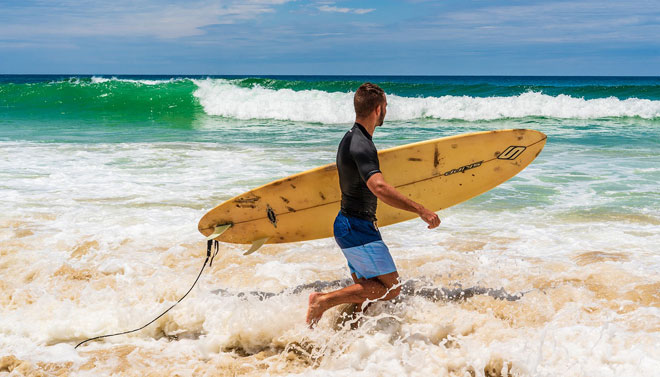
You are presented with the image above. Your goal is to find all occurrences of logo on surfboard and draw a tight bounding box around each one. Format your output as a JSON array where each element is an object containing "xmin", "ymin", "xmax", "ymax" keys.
[
  {"xmin": 497, "ymin": 146, "xmax": 526, "ymax": 160},
  {"xmin": 443, "ymin": 161, "xmax": 483, "ymax": 176}
]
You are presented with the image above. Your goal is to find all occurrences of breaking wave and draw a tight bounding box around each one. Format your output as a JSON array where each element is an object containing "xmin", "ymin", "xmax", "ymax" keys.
[
  {"xmin": 1, "ymin": 76, "xmax": 659, "ymax": 124},
  {"xmin": 194, "ymin": 78, "xmax": 660, "ymax": 122}
]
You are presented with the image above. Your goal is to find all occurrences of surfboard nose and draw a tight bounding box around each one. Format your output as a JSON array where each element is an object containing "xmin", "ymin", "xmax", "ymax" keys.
[{"xmin": 530, "ymin": 129, "xmax": 547, "ymax": 140}]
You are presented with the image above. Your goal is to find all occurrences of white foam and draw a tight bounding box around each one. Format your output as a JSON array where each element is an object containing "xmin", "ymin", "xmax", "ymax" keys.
[
  {"xmin": 193, "ymin": 79, "xmax": 355, "ymax": 123},
  {"xmin": 90, "ymin": 76, "xmax": 181, "ymax": 85},
  {"xmin": 192, "ymin": 79, "xmax": 660, "ymax": 122},
  {"xmin": 1, "ymin": 139, "xmax": 659, "ymax": 376},
  {"xmin": 90, "ymin": 76, "xmax": 111, "ymax": 84}
]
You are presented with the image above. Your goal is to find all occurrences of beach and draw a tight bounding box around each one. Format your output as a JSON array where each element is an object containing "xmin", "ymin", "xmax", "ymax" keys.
[{"xmin": 1, "ymin": 75, "xmax": 659, "ymax": 376}]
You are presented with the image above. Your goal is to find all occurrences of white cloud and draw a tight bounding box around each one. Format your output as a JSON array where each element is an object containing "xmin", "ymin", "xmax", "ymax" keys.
[
  {"xmin": 319, "ymin": 5, "xmax": 350, "ymax": 13},
  {"xmin": 318, "ymin": 4, "xmax": 374, "ymax": 15},
  {"xmin": 0, "ymin": 0, "xmax": 293, "ymax": 39},
  {"xmin": 410, "ymin": 0, "xmax": 660, "ymax": 44},
  {"xmin": 354, "ymin": 8, "xmax": 375, "ymax": 15}
]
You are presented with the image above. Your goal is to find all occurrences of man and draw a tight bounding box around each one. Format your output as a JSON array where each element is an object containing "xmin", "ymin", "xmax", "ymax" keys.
[{"xmin": 306, "ymin": 83, "xmax": 441, "ymax": 326}]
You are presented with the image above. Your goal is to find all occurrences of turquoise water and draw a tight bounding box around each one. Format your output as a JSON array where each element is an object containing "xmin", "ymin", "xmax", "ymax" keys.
[
  {"xmin": 1, "ymin": 75, "xmax": 659, "ymax": 375},
  {"xmin": 1, "ymin": 75, "xmax": 659, "ymax": 142},
  {"xmin": 2, "ymin": 75, "xmax": 658, "ymax": 210}
]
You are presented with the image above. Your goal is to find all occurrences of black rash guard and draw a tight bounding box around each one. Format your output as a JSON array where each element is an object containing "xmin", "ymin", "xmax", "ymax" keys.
[{"xmin": 336, "ymin": 122, "xmax": 381, "ymax": 221}]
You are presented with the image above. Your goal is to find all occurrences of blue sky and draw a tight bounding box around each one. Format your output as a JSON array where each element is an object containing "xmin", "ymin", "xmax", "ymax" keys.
[{"xmin": 0, "ymin": 0, "xmax": 658, "ymax": 75}]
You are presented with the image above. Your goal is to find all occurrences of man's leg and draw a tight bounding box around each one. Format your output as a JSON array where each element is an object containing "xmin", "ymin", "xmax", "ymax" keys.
[
  {"xmin": 350, "ymin": 273, "xmax": 368, "ymax": 312},
  {"xmin": 306, "ymin": 271, "xmax": 401, "ymax": 326},
  {"xmin": 344, "ymin": 272, "xmax": 399, "ymax": 329},
  {"xmin": 338, "ymin": 273, "xmax": 370, "ymax": 330}
]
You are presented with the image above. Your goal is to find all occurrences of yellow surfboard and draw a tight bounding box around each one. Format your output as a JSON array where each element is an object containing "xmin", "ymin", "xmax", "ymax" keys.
[{"xmin": 199, "ymin": 129, "xmax": 546, "ymax": 254}]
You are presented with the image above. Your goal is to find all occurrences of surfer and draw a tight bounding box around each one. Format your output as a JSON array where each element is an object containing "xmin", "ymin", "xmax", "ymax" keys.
[{"xmin": 306, "ymin": 83, "xmax": 441, "ymax": 327}]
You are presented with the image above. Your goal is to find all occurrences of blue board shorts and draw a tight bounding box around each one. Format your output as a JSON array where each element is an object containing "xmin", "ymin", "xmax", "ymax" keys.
[{"xmin": 333, "ymin": 211, "xmax": 397, "ymax": 280}]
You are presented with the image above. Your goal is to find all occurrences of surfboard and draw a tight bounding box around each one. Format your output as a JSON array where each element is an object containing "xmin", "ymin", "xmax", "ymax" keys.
[{"xmin": 199, "ymin": 129, "xmax": 546, "ymax": 254}]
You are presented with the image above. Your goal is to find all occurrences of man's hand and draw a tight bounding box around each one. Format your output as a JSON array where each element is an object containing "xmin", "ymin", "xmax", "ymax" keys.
[{"xmin": 417, "ymin": 207, "xmax": 440, "ymax": 229}]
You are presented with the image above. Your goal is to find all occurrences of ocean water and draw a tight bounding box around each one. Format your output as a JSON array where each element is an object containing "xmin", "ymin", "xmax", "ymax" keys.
[{"xmin": 1, "ymin": 75, "xmax": 659, "ymax": 376}]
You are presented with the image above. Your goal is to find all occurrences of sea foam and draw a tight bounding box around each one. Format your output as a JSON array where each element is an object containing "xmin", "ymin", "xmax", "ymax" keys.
[
  {"xmin": 2, "ymin": 137, "xmax": 659, "ymax": 376},
  {"xmin": 193, "ymin": 78, "xmax": 660, "ymax": 122},
  {"xmin": 90, "ymin": 76, "xmax": 183, "ymax": 85}
]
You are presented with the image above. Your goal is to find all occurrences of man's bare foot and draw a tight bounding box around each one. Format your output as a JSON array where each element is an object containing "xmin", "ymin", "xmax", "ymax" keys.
[{"xmin": 306, "ymin": 292, "xmax": 326, "ymax": 327}]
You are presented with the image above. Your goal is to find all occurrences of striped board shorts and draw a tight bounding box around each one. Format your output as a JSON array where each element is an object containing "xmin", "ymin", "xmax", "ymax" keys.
[{"xmin": 333, "ymin": 211, "xmax": 397, "ymax": 280}]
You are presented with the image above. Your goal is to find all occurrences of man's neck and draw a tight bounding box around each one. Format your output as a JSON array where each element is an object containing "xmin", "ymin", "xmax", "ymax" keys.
[{"xmin": 355, "ymin": 118, "xmax": 376, "ymax": 136}]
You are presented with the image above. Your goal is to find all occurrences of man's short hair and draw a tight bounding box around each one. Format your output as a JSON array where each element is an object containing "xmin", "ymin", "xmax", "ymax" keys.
[{"xmin": 354, "ymin": 83, "xmax": 386, "ymax": 118}]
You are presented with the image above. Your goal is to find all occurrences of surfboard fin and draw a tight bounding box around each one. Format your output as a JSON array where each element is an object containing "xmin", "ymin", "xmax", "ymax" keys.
[
  {"xmin": 206, "ymin": 224, "xmax": 232, "ymax": 241},
  {"xmin": 244, "ymin": 237, "xmax": 269, "ymax": 255}
]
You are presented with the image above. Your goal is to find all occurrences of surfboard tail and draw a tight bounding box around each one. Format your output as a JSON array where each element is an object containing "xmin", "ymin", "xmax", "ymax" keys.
[
  {"xmin": 205, "ymin": 224, "xmax": 232, "ymax": 241},
  {"xmin": 204, "ymin": 224, "xmax": 269, "ymax": 256}
]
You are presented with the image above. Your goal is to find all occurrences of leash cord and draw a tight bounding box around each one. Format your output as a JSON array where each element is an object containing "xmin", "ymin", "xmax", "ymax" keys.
[{"xmin": 75, "ymin": 240, "xmax": 216, "ymax": 349}]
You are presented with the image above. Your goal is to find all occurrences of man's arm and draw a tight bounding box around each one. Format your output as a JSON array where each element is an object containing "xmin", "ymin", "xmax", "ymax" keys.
[{"xmin": 366, "ymin": 173, "xmax": 441, "ymax": 229}]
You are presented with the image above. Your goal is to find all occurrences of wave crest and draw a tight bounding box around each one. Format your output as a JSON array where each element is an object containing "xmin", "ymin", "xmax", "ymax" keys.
[{"xmin": 193, "ymin": 79, "xmax": 660, "ymax": 122}]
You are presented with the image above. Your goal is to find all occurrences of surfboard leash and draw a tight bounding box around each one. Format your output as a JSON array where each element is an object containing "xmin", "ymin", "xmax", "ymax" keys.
[{"xmin": 74, "ymin": 240, "xmax": 220, "ymax": 349}]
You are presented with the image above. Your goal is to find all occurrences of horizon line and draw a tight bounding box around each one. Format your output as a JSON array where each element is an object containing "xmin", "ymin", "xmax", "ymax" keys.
[{"xmin": 2, "ymin": 73, "xmax": 659, "ymax": 78}]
